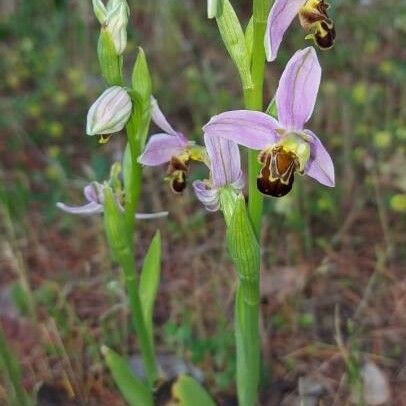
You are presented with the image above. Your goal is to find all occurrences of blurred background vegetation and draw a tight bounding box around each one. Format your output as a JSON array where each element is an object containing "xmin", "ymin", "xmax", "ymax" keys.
[{"xmin": 0, "ymin": 0, "xmax": 405, "ymax": 405}]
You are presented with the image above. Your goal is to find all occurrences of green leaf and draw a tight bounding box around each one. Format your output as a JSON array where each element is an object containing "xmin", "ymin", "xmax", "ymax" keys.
[
  {"xmin": 216, "ymin": 0, "xmax": 253, "ymax": 90},
  {"xmin": 102, "ymin": 346, "xmax": 153, "ymax": 406},
  {"xmin": 103, "ymin": 186, "xmax": 130, "ymax": 262},
  {"xmin": 129, "ymin": 47, "xmax": 152, "ymax": 150},
  {"xmin": 131, "ymin": 47, "xmax": 152, "ymax": 105},
  {"xmin": 226, "ymin": 196, "xmax": 260, "ymax": 305},
  {"xmin": 139, "ymin": 231, "xmax": 161, "ymax": 341},
  {"xmin": 244, "ymin": 17, "xmax": 254, "ymax": 65},
  {"xmin": 265, "ymin": 97, "xmax": 278, "ymax": 118},
  {"xmin": 97, "ymin": 30, "xmax": 123, "ymax": 86},
  {"xmin": 172, "ymin": 375, "xmax": 216, "ymax": 406}
]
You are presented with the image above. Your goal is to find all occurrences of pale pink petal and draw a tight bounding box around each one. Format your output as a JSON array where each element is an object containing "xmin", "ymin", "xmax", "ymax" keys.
[
  {"xmin": 204, "ymin": 135, "xmax": 243, "ymax": 188},
  {"xmin": 276, "ymin": 47, "xmax": 321, "ymax": 130},
  {"xmin": 56, "ymin": 201, "xmax": 104, "ymax": 215},
  {"xmin": 135, "ymin": 211, "xmax": 168, "ymax": 219},
  {"xmin": 151, "ymin": 97, "xmax": 186, "ymax": 141},
  {"xmin": 265, "ymin": 0, "xmax": 306, "ymax": 62},
  {"xmin": 83, "ymin": 182, "xmax": 104, "ymax": 204},
  {"xmin": 304, "ymin": 129, "xmax": 335, "ymax": 187},
  {"xmin": 138, "ymin": 133, "xmax": 187, "ymax": 166},
  {"xmin": 203, "ymin": 110, "xmax": 279, "ymax": 150},
  {"xmin": 192, "ymin": 180, "xmax": 220, "ymax": 212}
]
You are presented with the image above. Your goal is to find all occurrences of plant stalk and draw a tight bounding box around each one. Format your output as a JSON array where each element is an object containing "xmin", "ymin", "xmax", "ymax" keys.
[
  {"xmin": 244, "ymin": 0, "xmax": 270, "ymax": 238},
  {"xmin": 119, "ymin": 249, "xmax": 158, "ymax": 387},
  {"xmin": 121, "ymin": 109, "xmax": 158, "ymax": 386},
  {"xmin": 236, "ymin": 1, "xmax": 270, "ymax": 405}
]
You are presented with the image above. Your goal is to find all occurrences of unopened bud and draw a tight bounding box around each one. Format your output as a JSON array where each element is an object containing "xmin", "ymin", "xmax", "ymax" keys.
[
  {"xmin": 86, "ymin": 86, "xmax": 132, "ymax": 136},
  {"xmin": 207, "ymin": 0, "xmax": 219, "ymax": 18},
  {"xmin": 104, "ymin": 1, "xmax": 129, "ymax": 55},
  {"xmin": 92, "ymin": 0, "xmax": 107, "ymax": 24}
]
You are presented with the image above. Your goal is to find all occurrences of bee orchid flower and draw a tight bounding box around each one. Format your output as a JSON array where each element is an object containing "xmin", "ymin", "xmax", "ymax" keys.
[
  {"xmin": 265, "ymin": 0, "xmax": 336, "ymax": 62},
  {"xmin": 193, "ymin": 135, "xmax": 244, "ymax": 213},
  {"xmin": 57, "ymin": 181, "xmax": 167, "ymax": 219},
  {"xmin": 203, "ymin": 47, "xmax": 334, "ymax": 198},
  {"xmin": 138, "ymin": 97, "xmax": 206, "ymax": 193}
]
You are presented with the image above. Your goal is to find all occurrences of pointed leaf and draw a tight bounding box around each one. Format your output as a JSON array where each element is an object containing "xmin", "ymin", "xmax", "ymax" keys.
[
  {"xmin": 139, "ymin": 231, "xmax": 161, "ymax": 340},
  {"xmin": 131, "ymin": 47, "xmax": 152, "ymax": 105},
  {"xmin": 244, "ymin": 17, "xmax": 254, "ymax": 65},
  {"xmin": 172, "ymin": 375, "xmax": 216, "ymax": 406},
  {"xmin": 102, "ymin": 346, "xmax": 153, "ymax": 406},
  {"xmin": 216, "ymin": 0, "xmax": 253, "ymax": 90}
]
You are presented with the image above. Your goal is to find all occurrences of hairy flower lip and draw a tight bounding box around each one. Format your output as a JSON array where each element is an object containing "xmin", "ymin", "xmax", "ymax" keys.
[{"xmin": 203, "ymin": 47, "xmax": 335, "ymax": 194}]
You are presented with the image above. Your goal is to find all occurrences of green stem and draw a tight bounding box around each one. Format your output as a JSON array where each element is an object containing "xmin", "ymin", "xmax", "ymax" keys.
[
  {"xmin": 119, "ymin": 250, "xmax": 158, "ymax": 387},
  {"xmin": 235, "ymin": 2, "xmax": 270, "ymax": 405},
  {"xmin": 124, "ymin": 119, "xmax": 143, "ymax": 235},
  {"xmin": 243, "ymin": 0, "xmax": 270, "ymax": 238},
  {"xmin": 235, "ymin": 286, "xmax": 260, "ymax": 406},
  {"xmin": 122, "ymin": 108, "xmax": 157, "ymax": 386}
]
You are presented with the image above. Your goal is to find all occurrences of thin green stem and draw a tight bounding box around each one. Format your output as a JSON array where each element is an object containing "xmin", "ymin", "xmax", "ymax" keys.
[
  {"xmin": 244, "ymin": 0, "xmax": 270, "ymax": 238},
  {"xmin": 235, "ymin": 1, "xmax": 270, "ymax": 405},
  {"xmin": 235, "ymin": 286, "xmax": 260, "ymax": 406},
  {"xmin": 121, "ymin": 108, "xmax": 157, "ymax": 386},
  {"xmin": 119, "ymin": 250, "xmax": 158, "ymax": 386}
]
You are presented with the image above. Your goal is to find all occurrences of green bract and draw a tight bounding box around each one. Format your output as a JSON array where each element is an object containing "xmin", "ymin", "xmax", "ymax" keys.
[
  {"xmin": 215, "ymin": 0, "xmax": 253, "ymax": 90},
  {"xmin": 227, "ymin": 196, "xmax": 260, "ymax": 305}
]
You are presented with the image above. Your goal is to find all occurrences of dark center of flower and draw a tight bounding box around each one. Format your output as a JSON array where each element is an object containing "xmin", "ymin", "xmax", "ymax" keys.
[
  {"xmin": 257, "ymin": 146, "xmax": 299, "ymax": 198},
  {"xmin": 299, "ymin": 0, "xmax": 336, "ymax": 50},
  {"xmin": 166, "ymin": 156, "xmax": 189, "ymax": 194}
]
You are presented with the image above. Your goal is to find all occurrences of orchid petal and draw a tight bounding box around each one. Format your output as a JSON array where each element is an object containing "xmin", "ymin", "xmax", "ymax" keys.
[
  {"xmin": 83, "ymin": 182, "xmax": 104, "ymax": 203},
  {"xmin": 138, "ymin": 133, "xmax": 187, "ymax": 166},
  {"xmin": 135, "ymin": 211, "xmax": 169, "ymax": 219},
  {"xmin": 151, "ymin": 97, "xmax": 185, "ymax": 140},
  {"xmin": 276, "ymin": 47, "xmax": 321, "ymax": 130},
  {"xmin": 304, "ymin": 130, "xmax": 335, "ymax": 187},
  {"xmin": 203, "ymin": 110, "xmax": 279, "ymax": 150},
  {"xmin": 56, "ymin": 201, "xmax": 104, "ymax": 215},
  {"xmin": 204, "ymin": 135, "xmax": 243, "ymax": 188},
  {"xmin": 265, "ymin": 0, "xmax": 306, "ymax": 62},
  {"xmin": 192, "ymin": 180, "xmax": 220, "ymax": 212}
]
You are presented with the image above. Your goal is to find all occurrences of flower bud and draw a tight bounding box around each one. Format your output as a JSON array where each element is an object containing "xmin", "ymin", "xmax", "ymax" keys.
[
  {"xmin": 92, "ymin": 0, "xmax": 107, "ymax": 24},
  {"xmin": 207, "ymin": 0, "xmax": 219, "ymax": 18},
  {"xmin": 104, "ymin": 1, "xmax": 129, "ymax": 55},
  {"xmin": 86, "ymin": 86, "xmax": 132, "ymax": 136}
]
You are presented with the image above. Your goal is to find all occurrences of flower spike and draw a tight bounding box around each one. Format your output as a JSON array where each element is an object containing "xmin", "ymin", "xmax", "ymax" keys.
[
  {"xmin": 265, "ymin": 0, "xmax": 336, "ymax": 62},
  {"xmin": 204, "ymin": 47, "xmax": 334, "ymax": 197}
]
